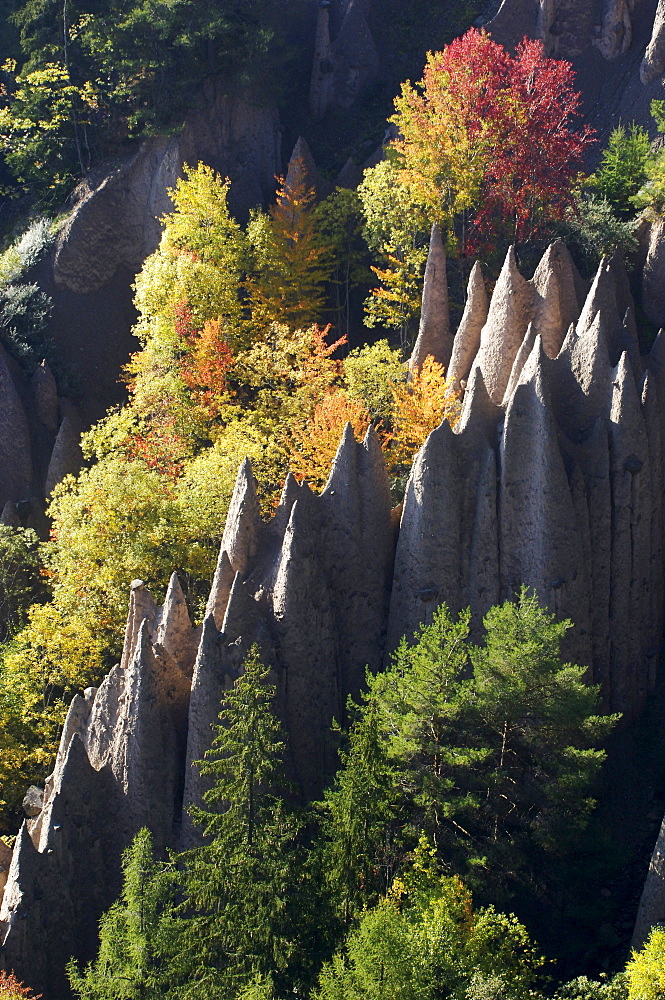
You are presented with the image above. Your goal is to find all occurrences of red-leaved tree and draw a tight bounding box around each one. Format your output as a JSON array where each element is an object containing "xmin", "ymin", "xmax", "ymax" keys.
[{"xmin": 391, "ymin": 29, "xmax": 594, "ymax": 252}]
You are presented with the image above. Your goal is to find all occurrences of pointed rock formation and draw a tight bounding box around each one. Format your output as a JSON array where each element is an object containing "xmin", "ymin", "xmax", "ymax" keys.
[
  {"xmin": 319, "ymin": 423, "xmax": 393, "ymax": 698},
  {"xmin": 641, "ymin": 0, "xmax": 665, "ymax": 83},
  {"xmin": 270, "ymin": 471, "xmax": 303, "ymax": 537},
  {"xmin": 332, "ymin": 0, "xmax": 379, "ymax": 109},
  {"xmin": 0, "ymin": 345, "xmax": 32, "ymax": 509},
  {"xmin": 309, "ymin": 2, "xmax": 335, "ymax": 119},
  {"xmin": 31, "ymin": 361, "xmax": 59, "ymax": 433},
  {"xmin": 409, "ymin": 224, "xmax": 452, "ymax": 373},
  {"xmin": 470, "ymin": 246, "xmax": 535, "ymax": 404},
  {"xmin": 530, "ymin": 239, "xmax": 581, "ymax": 358},
  {"xmin": 335, "ymin": 156, "xmax": 363, "ymax": 190},
  {"xmin": 466, "ymin": 443, "xmax": 500, "ymax": 639},
  {"xmin": 120, "ymin": 579, "xmax": 159, "ymax": 671},
  {"xmin": 642, "ymin": 218, "xmax": 665, "ymax": 330},
  {"xmin": 44, "ymin": 414, "xmax": 83, "ymax": 495},
  {"xmin": 456, "ymin": 363, "xmax": 503, "ymax": 443},
  {"xmin": 220, "ymin": 457, "xmax": 263, "ymax": 578},
  {"xmin": 0, "ymin": 738, "xmax": 114, "ymax": 999},
  {"xmin": 641, "ymin": 372, "xmax": 664, "ymax": 679},
  {"xmin": 284, "ymin": 136, "xmax": 326, "ymax": 202},
  {"xmin": 635, "ymin": 809, "xmax": 665, "ymax": 951},
  {"xmin": 155, "ymin": 572, "xmax": 198, "ymax": 677},
  {"xmin": 387, "ymin": 420, "xmax": 463, "ymax": 655},
  {"xmin": 577, "ymin": 257, "xmax": 626, "ymax": 364},
  {"xmin": 608, "ymin": 354, "xmax": 652, "ymax": 715},
  {"xmin": 272, "ymin": 499, "xmax": 340, "ymax": 799},
  {"xmin": 594, "ymin": 0, "xmax": 633, "ymax": 59},
  {"xmin": 0, "ymin": 501, "xmax": 19, "ymax": 527},
  {"xmin": 205, "ymin": 548, "xmax": 235, "ymax": 630},
  {"xmin": 571, "ymin": 420, "xmax": 613, "ymax": 699},
  {"xmin": 502, "ymin": 322, "xmax": 537, "ymax": 405},
  {"xmin": 112, "ymin": 624, "xmax": 179, "ymax": 839},
  {"xmin": 448, "ymin": 261, "xmax": 489, "ymax": 393},
  {"xmin": 500, "ymin": 338, "xmax": 592, "ymax": 666},
  {"xmin": 550, "ymin": 312, "xmax": 614, "ymax": 442}
]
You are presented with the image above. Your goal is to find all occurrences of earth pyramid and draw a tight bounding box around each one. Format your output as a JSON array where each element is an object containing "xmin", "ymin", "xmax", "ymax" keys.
[{"xmin": 3, "ymin": 241, "xmax": 665, "ymax": 995}]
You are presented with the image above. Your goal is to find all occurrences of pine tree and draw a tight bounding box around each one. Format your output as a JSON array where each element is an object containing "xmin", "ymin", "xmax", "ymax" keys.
[
  {"xmin": 590, "ymin": 123, "xmax": 651, "ymax": 215},
  {"xmin": 326, "ymin": 591, "xmax": 618, "ymax": 902},
  {"xmin": 467, "ymin": 588, "xmax": 619, "ymax": 862}
]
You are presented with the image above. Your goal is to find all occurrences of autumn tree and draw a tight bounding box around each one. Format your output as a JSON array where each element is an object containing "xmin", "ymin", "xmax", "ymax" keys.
[
  {"xmin": 358, "ymin": 158, "xmax": 431, "ymax": 342},
  {"xmin": 343, "ymin": 339, "xmax": 405, "ymax": 423},
  {"xmin": 625, "ymin": 927, "xmax": 665, "ymax": 1000},
  {"xmin": 388, "ymin": 355, "xmax": 460, "ymax": 469},
  {"xmin": 288, "ymin": 391, "xmax": 372, "ymax": 489},
  {"xmin": 247, "ymin": 157, "xmax": 331, "ymax": 330},
  {"xmin": 0, "ymin": 61, "xmax": 95, "ymax": 201},
  {"xmin": 390, "ymin": 29, "xmax": 594, "ymax": 253},
  {"xmin": 0, "ymin": 972, "xmax": 41, "ymax": 999},
  {"xmin": 176, "ymin": 307, "xmax": 234, "ymax": 422}
]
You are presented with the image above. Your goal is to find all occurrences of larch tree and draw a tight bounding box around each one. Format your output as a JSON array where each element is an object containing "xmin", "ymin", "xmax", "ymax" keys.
[{"xmin": 247, "ymin": 157, "xmax": 331, "ymax": 331}]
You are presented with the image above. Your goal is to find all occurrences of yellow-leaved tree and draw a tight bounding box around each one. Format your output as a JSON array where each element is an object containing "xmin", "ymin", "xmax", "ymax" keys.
[
  {"xmin": 388, "ymin": 355, "xmax": 461, "ymax": 469},
  {"xmin": 247, "ymin": 157, "xmax": 331, "ymax": 330}
]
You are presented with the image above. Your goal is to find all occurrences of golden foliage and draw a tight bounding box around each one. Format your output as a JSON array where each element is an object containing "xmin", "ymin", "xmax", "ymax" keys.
[
  {"xmin": 288, "ymin": 390, "xmax": 372, "ymax": 489},
  {"xmin": 247, "ymin": 157, "xmax": 330, "ymax": 330},
  {"xmin": 0, "ymin": 971, "xmax": 41, "ymax": 999},
  {"xmin": 388, "ymin": 355, "xmax": 461, "ymax": 468},
  {"xmin": 626, "ymin": 927, "xmax": 665, "ymax": 1000}
]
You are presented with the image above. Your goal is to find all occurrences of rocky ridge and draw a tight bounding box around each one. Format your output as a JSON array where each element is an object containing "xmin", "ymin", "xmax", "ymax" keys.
[{"xmin": 3, "ymin": 237, "xmax": 665, "ymax": 994}]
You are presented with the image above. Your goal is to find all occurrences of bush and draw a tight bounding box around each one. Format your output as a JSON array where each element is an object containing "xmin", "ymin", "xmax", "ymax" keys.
[
  {"xmin": 559, "ymin": 194, "xmax": 637, "ymax": 276},
  {"xmin": 0, "ymin": 282, "xmax": 53, "ymax": 370}
]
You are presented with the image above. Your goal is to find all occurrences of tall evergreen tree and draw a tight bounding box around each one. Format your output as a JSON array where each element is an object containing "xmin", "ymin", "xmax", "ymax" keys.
[
  {"xmin": 67, "ymin": 828, "xmax": 179, "ymax": 1000},
  {"xmin": 319, "ymin": 696, "xmax": 401, "ymax": 926},
  {"xmin": 179, "ymin": 644, "xmax": 327, "ymax": 999}
]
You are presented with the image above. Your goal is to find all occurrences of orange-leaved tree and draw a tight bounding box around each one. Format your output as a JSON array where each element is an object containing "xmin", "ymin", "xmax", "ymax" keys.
[
  {"xmin": 388, "ymin": 355, "xmax": 461, "ymax": 468},
  {"xmin": 0, "ymin": 972, "xmax": 41, "ymax": 999},
  {"xmin": 288, "ymin": 390, "xmax": 372, "ymax": 488},
  {"xmin": 247, "ymin": 157, "xmax": 331, "ymax": 330},
  {"xmin": 175, "ymin": 302, "xmax": 234, "ymax": 421}
]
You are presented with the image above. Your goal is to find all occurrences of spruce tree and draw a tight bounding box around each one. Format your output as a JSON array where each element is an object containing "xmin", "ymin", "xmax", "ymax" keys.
[
  {"xmin": 67, "ymin": 828, "xmax": 178, "ymax": 1000},
  {"xmin": 320, "ymin": 696, "xmax": 401, "ymax": 925},
  {"xmin": 179, "ymin": 644, "xmax": 325, "ymax": 999}
]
